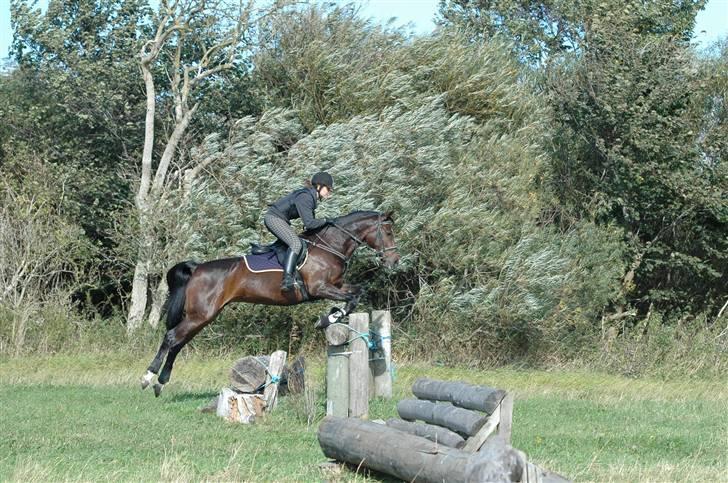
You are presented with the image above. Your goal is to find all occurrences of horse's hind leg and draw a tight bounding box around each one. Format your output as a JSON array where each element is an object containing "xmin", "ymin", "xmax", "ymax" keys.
[
  {"xmin": 141, "ymin": 329, "xmax": 175, "ymax": 390},
  {"xmin": 152, "ymin": 317, "xmax": 208, "ymax": 397},
  {"xmin": 153, "ymin": 343, "xmax": 187, "ymax": 397}
]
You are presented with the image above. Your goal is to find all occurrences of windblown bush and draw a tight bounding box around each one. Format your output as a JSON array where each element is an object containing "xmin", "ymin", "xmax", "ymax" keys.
[
  {"xmin": 0, "ymin": 185, "xmax": 92, "ymax": 355},
  {"xmin": 147, "ymin": 17, "xmax": 628, "ymax": 362}
]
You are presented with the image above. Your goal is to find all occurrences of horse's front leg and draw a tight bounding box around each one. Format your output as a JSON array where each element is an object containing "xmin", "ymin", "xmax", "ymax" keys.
[{"xmin": 311, "ymin": 283, "xmax": 361, "ymax": 329}]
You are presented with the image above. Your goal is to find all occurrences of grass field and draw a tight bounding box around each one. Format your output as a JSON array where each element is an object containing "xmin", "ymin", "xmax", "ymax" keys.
[{"xmin": 1, "ymin": 352, "xmax": 726, "ymax": 482}]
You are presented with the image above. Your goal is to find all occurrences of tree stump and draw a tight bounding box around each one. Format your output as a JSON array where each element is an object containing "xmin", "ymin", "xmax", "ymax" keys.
[
  {"xmin": 287, "ymin": 355, "xmax": 306, "ymax": 395},
  {"xmin": 229, "ymin": 355, "xmax": 270, "ymax": 393},
  {"xmin": 215, "ymin": 388, "xmax": 265, "ymax": 424}
]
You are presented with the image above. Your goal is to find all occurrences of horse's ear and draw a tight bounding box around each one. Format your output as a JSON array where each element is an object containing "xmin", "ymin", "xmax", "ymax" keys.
[{"xmin": 384, "ymin": 210, "xmax": 395, "ymax": 221}]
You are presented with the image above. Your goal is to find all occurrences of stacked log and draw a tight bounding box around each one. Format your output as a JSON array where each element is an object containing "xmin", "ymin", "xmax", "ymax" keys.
[
  {"xmin": 397, "ymin": 399, "xmax": 488, "ymax": 436},
  {"xmin": 384, "ymin": 418, "xmax": 466, "ymax": 449},
  {"xmin": 318, "ymin": 417, "xmax": 526, "ymax": 483},
  {"xmin": 412, "ymin": 378, "xmax": 506, "ymax": 414}
]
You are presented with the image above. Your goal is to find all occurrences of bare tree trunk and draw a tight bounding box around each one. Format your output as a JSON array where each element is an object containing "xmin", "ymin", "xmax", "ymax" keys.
[
  {"xmin": 126, "ymin": 50, "xmax": 159, "ymax": 333},
  {"xmin": 148, "ymin": 276, "xmax": 168, "ymax": 329},
  {"xmin": 127, "ymin": 257, "xmax": 151, "ymax": 332}
]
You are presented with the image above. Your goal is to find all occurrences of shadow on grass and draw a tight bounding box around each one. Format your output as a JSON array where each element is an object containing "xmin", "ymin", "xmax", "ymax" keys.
[
  {"xmin": 166, "ymin": 391, "xmax": 218, "ymax": 403},
  {"xmin": 344, "ymin": 462, "xmax": 401, "ymax": 482}
]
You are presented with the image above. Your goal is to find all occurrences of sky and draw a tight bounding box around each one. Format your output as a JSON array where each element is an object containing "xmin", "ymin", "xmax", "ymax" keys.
[{"xmin": 0, "ymin": 0, "xmax": 726, "ymax": 60}]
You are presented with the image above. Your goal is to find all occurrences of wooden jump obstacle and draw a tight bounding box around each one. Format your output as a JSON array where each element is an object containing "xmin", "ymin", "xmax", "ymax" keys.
[
  {"xmin": 318, "ymin": 377, "xmax": 569, "ymax": 483},
  {"xmin": 325, "ymin": 310, "xmax": 393, "ymax": 419},
  {"xmin": 203, "ymin": 350, "xmax": 305, "ymax": 424}
]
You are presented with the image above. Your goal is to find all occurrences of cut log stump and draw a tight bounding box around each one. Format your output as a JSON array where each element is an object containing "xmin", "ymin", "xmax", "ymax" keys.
[
  {"xmin": 215, "ymin": 388, "xmax": 265, "ymax": 424},
  {"xmin": 229, "ymin": 355, "xmax": 271, "ymax": 393}
]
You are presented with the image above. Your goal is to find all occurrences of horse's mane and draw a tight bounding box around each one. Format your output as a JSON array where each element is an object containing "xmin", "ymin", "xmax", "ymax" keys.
[
  {"xmin": 333, "ymin": 210, "xmax": 383, "ymax": 224},
  {"xmin": 302, "ymin": 210, "xmax": 383, "ymax": 236}
]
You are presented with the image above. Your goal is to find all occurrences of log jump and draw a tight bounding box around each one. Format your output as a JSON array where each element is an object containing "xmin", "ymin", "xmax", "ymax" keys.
[{"xmin": 317, "ymin": 376, "xmax": 570, "ymax": 483}]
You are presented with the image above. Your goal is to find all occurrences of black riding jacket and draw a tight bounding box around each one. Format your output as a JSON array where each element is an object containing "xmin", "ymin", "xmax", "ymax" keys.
[{"xmin": 268, "ymin": 187, "xmax": 327, "ymax": 231}]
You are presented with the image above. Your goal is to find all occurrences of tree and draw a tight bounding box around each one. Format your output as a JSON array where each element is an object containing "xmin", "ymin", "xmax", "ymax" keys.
[
  {"xmin": 440, "ymin": 0, "xmax": 725, "ymax": 316},
  {"xmin": 5, "ymin": 0, "xmax": 152, "ymax": 313},
  {"xmin": 127, "ymin": 0, "xmax": 271, "ymax": 332},
  {"xmin": 0, "ymin": 181, "xmax": 91, "ymax": 355},
  {"xmin": 437, "ymin": 0, "xmax": 705, "ymax": 65}
]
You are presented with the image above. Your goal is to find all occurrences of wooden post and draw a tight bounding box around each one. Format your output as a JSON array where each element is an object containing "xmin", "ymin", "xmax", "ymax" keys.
[
  {"xmin": 326, "ymin": 344, "xmax": 350, "ymax": 417},
  {"xmin": 348, "ymin": 312, "xmax": 369, "ymax": 419},
  {"xmin": 324, "ymin": 323, "xmax": 349, "ymax": 346},
  {"xmin": 369, "ymin": 310, "xmax": 392, "ymax": 399},
  {"xmin": 498, "ymin": 393, "xmax": 514, "ymax": 444},
  {"xmin": 263, "ymin": 350, "xmax": 287, "ymax": 411},
  {"xmin": 463, "ymin": 403, "xmax": 501, "ymax": 452}
]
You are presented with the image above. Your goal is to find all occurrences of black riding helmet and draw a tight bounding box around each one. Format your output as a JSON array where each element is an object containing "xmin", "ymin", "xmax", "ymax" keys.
[{"xmin": 311, "ymin": 171, "xmax": 334, "ymax": 191}]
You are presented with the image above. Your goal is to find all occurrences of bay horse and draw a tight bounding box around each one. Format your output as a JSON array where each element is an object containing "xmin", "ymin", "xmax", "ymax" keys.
[{"xmin": 141, "ymin": 210, "xmax": 399, "ymax": 396}]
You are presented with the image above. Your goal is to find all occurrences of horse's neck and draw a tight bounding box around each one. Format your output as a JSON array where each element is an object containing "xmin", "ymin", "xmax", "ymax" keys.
[{"xmin": 316, "ymin": 220, "xmax": 370, "ymax": 257}]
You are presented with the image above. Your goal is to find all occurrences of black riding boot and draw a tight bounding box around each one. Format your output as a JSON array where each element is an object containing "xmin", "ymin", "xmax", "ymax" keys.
[{"xmin": 281, "ymin": 248, "xmax": 298, "ymax": 292}]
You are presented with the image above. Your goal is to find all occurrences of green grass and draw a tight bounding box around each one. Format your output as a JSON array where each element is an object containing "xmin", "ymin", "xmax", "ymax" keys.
[{"xmin": 1, "ymin": 352, "xmax": 726, "ymax": 481}]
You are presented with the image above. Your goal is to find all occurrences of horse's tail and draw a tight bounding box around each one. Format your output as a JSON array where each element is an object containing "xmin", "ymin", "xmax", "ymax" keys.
[{"xmin": 164, "ymin": 260, "xmax": 199, "ymax": 330}]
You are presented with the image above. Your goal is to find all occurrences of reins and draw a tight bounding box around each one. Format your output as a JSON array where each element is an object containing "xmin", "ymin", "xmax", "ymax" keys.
[{"xmin": 308, "ymin": 215, "xmax": 397, "ymax": 262}]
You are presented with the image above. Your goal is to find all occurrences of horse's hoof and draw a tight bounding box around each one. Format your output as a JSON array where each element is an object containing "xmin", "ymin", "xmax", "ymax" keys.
[
  {"xmin": 314, "ymin": 314, "xmax": 331, "ymax": 330},
  {"xmin": 153, "ymin": 383, "xmax": 164, "ymax": 397},
  {"xmin": 141, "ymin": 370, "xmax": 155, "ymax": 390}
]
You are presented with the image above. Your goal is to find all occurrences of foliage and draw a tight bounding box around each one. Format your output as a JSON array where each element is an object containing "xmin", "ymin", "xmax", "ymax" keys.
[
  {"xmin": 437, "ymin": 0, "xmax": 706, "ymax": 64},
  {"xmin": 546, "ymin": 15, "xmax": 726, "ymax": 315},
  {"xmin": 0, "ymin": 182, "xmax": 93, "ymax": 355},
  {"xmin": 440, "ymin": 0, "xmax": 726, "ymax": 317},
  {"xmin": 135, "ymin": 14, "xmax": 626, "ymax": 361}
]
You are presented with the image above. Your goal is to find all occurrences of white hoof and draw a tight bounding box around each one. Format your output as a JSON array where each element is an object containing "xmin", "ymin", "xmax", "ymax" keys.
[
  {"xmin": 328, "ymin": 308, "xmax": 346, "ymax": 324},
  {"xmin": 141, "ymin": 370, "xmax": 155, "ymax": 390}
]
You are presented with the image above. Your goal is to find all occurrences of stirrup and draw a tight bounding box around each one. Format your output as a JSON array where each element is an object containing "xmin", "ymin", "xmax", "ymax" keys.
[{"xmin": 281, "ymin": 276, "xmax": 296, "ymax": 292}]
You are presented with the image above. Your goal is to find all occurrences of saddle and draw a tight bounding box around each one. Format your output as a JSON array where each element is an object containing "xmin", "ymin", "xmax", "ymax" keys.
[{"xmin": 249, "ymin": 238, "xmax": 308, "ymax": 267}]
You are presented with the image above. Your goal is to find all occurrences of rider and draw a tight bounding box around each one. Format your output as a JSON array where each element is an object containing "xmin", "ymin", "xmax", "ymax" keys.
[{"xmin": 265, "ymin": 172, "xmax": 334, "ymax": 292}]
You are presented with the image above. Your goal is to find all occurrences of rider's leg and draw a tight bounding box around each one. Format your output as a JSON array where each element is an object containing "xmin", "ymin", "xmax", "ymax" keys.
[
  {"xmin": 281, "ymin": 247, "xmax": 298, "ymax": 291},
  {"xmin": 264, "ymin": 213, "xmax": 302, "ymax": 291}
]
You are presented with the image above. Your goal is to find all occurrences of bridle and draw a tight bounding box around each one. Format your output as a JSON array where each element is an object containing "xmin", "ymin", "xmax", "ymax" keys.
[{"xmin": 311, "ymin": 215, "xmax": 398, "ymax": 262}]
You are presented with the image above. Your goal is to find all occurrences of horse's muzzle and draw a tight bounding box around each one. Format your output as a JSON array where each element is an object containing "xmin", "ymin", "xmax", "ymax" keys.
[{"xmin": 383, "ymin": 252, "xmax": 400, "ymax": 268}]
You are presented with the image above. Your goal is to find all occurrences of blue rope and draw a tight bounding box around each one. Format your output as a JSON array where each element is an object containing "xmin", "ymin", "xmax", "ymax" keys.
[
  {"xmin": 250, "ymin": 356, "xmax": 284, "ymax": 391},
  {"xmin": 339, "ymin": 324, "xmax": 393, "ymax": 362}
]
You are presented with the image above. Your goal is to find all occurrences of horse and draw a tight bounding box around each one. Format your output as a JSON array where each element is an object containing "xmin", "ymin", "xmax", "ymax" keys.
[{"xmin": 140, "ymin": 210, "xmax": 400, "ymax": 396}]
